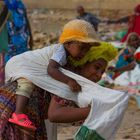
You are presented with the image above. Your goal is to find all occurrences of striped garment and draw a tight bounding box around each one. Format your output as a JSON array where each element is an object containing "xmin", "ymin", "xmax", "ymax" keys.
[{"xmin": 0, "ymin": 82, "xmax": 49, "ymax": 140}]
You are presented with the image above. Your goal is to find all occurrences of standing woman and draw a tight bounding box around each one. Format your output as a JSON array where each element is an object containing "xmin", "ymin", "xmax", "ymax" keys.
[
  {"xmin": 4, "ymin": 0, "xmax": 33, "ymax": 62},
  {"xmin": 121, "ymin": 4, "xmax": 140, "ymax": 42},
  {"xmin": 0, "ymin": 0, "xmax": 33, "ymax": 85}
]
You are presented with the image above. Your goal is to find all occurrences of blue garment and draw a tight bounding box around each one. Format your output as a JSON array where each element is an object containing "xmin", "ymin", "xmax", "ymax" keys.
[
  {"xmin": 77, "ymin": 12, "xmax": 100, "ymax": 31},
  {"xmin": 116, "ymin": 48, "xmax": 134, "ymax": 68},
  {"xmin": 4, "ymin": 0, "xmax": 30, "ymax": 62}
]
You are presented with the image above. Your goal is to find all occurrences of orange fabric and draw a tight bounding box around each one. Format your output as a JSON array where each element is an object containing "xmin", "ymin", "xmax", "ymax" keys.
[
  {"xmin": 59, "ymin": 19, "xmax": 100, "ymax": 44},
  {"xmin": 59, "ymin": 29, "xmax": 86, "ymax": 43}
]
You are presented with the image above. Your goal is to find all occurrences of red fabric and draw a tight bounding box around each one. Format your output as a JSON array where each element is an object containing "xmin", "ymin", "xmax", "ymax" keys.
[
  {"xmin": 135, "ymin": 4, "xmax": 140, "ymax": 14},
  {"xmin": 121, "ymin": 4, "xmax": 140, "ymax": 42},
  {"xmin": 135, "ymin": 52, "xmax": 140, "ymax": 64},
  {"xmin": 121, "ymin": 15, "xmax": 140, "ymax": 42},
  {"xmin": 135, "ymin": 52, "xmax": 140, "ymax": 59},
  {"xmin": 53, "ymin": 95, "xmax": 75, "ymax": 106},
  {"xmin": 112, "ymin": 72, "xmax": 121, "ymax": 80}
]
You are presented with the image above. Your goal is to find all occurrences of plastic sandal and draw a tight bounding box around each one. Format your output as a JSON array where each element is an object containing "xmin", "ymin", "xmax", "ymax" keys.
[{"xmin": 9, "ymin": 113, "xmax": 36, "ymax": 130}]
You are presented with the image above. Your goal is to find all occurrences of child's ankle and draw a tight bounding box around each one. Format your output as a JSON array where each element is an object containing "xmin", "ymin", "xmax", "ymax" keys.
[{"xmin": 14, "ymin": 111, "xmax": 25, "ymax": 115}]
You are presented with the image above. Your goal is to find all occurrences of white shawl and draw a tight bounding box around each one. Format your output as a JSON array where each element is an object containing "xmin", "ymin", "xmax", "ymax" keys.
[{"xmin": 5, "ymin": 44, "xmax": 129, "ymax": 140}]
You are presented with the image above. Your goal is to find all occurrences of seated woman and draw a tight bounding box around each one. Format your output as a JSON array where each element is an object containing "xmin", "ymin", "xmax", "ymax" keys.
[
  {"xmin": 114, "ymin": 47, "xmax": 140, "ymax": 107},
  {"xmin": 108, "ymin": 32, "xmax": 140, "ymax": 80},
  {"xmin": 0, "ymin": 42, "xmax": 117, "ymax": 140}
]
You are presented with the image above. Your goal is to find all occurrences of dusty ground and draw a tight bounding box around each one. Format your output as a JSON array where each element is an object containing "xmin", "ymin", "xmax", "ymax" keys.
[{"xmin": 29, "ymin": 10, "xmax": 140, "ymax": 140}]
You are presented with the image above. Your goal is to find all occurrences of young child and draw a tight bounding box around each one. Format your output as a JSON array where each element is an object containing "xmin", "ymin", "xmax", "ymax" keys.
[
  {"xmin": 108, "ymin": 32, "xmax": 140, "ymax": 79},
  {"xmin": 7, "ymin": 19, "xmax": 100, "ymax": 130}
]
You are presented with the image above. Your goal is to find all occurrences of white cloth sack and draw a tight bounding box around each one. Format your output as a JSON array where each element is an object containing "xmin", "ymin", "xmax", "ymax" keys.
[{"xmin": 5, "ymin": 44, "xmax": 129, "ymax": 140}]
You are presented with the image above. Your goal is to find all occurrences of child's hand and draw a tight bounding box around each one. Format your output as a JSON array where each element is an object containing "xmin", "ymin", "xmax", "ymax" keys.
[{"xmin": 68, "ymin": 79, "xmax": 81, "ymax": 92}]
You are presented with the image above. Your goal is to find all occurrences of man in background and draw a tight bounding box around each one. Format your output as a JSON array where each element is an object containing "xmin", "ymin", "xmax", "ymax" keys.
[{"xmin": 76, "ymin": 5, "xmax": 100, "ymax": 32}]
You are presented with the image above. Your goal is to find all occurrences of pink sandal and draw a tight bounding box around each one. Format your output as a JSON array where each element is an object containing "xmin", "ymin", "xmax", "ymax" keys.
[{"xmin": 9, "ymin": 113, "xmax": 36, "ymax": 130}]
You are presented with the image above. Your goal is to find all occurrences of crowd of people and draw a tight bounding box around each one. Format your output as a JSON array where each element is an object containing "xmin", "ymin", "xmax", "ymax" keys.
[{"xmin": 0, "ymin": 0, "xmax": 140, "ymax": 140}]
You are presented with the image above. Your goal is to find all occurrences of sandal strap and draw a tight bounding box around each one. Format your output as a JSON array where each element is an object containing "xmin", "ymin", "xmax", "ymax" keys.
[
  {"xmin": 9, "ymin": 113, "xmax": 36, "ymax": 129},
  {"xmin": 12, "ymin": 113, "xmax": 29, "ymax": 120},
  {"xmin": 12, "ymin": 113, "xmax": 33, "ymax": 125},
  {"xmin": 22, "ymin": 120, "xmax": 32, "ymax": 125}
]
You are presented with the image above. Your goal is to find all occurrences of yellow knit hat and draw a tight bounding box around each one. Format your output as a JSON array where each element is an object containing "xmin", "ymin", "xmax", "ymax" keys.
[
  {"xmin": 59, "ymin": 19, "xmax": 100, "ymax": 44},
  {"xmin": 69, "ymin": 42, "xmax": 118, "ymax": 67}
]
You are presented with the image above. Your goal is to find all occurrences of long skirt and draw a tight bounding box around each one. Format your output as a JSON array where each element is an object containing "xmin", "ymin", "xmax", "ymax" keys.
[{"xmin": 0, "ymin": 81, "xmax": 51, "ymax": 140}]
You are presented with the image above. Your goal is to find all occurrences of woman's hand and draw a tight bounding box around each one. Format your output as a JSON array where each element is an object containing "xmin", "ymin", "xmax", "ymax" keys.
[{"xmin": 67, "ymin": 79, "xmax": 82, "ymax": 92}]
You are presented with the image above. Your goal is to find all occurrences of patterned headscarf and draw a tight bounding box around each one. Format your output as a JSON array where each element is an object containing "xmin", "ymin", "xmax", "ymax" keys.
[{"xmin": 69, "ymin": 42, "xmax": 118, "ymax": 67}]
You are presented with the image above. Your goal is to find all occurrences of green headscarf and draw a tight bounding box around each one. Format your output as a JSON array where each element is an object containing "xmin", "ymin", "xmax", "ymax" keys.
[{"xmin": 69, "ymin": 42, "xmax": 118, "ymax": 67}]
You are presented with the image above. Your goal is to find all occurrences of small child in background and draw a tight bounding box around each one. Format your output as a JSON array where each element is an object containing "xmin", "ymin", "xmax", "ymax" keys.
[
  {"xmin": 108, "ymin": 32, "xmax": 140, "ymax": 79},
  {"xmin": 7, "ymin": 19, "xmax": 100, "ymax": 130}
]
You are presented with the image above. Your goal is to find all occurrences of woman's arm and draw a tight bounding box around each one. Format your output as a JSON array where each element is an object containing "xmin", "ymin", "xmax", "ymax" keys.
[
  {"xmin": 108, "ymin": 61, "xmax": 136, "ymax": 73},
  {"xmin": 48, "ymin": 96, "xmax": 90, "ymax": 123},
  {"xmin": 115, "ymin": 61, "xmax": 136, "ymax": 72}
]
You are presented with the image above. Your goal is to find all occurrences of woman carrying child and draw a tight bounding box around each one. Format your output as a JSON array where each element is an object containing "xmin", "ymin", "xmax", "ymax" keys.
[{"xmin": 0, "ymin": 19, "xmax": 117, "ymax": 139}]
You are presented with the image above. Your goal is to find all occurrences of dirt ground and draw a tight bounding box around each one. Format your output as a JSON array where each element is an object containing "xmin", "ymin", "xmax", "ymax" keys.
[{"xmin": 29, "ymin": 10, "xmax": 140, "ymax": 140}]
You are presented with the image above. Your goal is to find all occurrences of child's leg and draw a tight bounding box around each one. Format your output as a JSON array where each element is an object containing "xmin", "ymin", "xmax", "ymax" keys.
[
  {"xmin": 9, "ymin": 78, "xmax": 36, "ymax": 130},
  {"xmin": 15, "ymin": 78, "xmax": 35, "ymax": 114}
]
